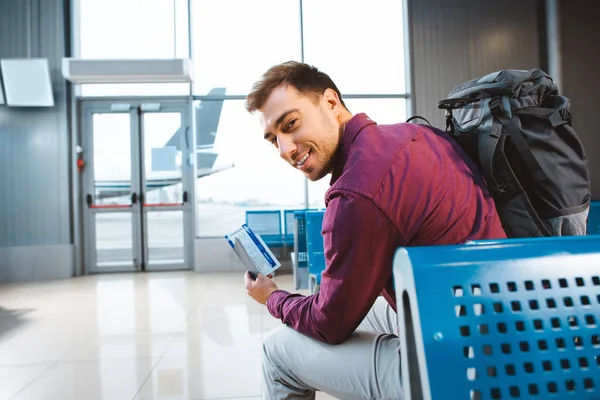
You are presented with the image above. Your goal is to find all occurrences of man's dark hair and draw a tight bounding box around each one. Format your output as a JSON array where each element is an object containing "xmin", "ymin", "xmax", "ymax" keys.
[{"xmin": 245, "ymin": 61, "xmax": 346, "ymax": 113}]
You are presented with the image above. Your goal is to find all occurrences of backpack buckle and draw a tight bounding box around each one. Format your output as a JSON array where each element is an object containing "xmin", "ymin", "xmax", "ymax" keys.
[
  {"xmin": 491, "ymin": 181, "xmax": 507, "ymax": 197},
  {"xmin": 445, "ymin": 113, "xmax": 455, "ymax": 135},
  {"xmin": 498, "ymin": 181, "xmax": 507, "ymax": 194}
]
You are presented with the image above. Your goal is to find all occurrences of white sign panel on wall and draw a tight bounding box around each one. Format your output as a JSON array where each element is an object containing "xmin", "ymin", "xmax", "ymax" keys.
[
  {"xmin": 0, "ymin": 77, "xmax": 5, "ymax": 105},
  {"xmin": 0, "ymin": 59, "xmax": 55, "ymax": 107}
]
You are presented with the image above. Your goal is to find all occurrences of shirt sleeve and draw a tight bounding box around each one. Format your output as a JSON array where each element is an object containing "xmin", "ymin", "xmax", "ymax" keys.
[{"xmin": 266, "ymin": 189, "xmax": 402, "ymax": 344}]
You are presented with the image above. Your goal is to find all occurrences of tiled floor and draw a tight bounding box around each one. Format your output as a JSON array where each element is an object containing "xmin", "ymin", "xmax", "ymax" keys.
[{"xmin": 0, "ymin": 272, "xmax": 338, "ymax": 400}]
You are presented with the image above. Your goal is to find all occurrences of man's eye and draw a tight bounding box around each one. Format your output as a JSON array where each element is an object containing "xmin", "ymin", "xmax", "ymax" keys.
[
  {"xmin": 286, "ymin": 119, "xmax": 297, "ymax": 130},
  {"xmin": 270, "ymin": 137, "xmax": 278, "ymax": 146}
]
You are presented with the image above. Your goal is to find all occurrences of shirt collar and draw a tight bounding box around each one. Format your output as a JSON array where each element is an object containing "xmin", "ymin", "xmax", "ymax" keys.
[{"xmin": 330, "ymin": 113, "xmax": 376, "ymax": 185}]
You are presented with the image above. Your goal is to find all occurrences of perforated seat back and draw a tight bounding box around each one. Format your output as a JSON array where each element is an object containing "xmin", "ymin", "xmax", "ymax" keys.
[{"xmin": 393, "ymin": 238, "xmax": 600, "ymax": 400}]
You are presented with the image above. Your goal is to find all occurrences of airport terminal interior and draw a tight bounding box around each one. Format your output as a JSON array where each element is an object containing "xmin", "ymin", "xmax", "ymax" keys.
[{"xmin": 1, "ymin": 0, "xmax": 599, "ymax": 399}]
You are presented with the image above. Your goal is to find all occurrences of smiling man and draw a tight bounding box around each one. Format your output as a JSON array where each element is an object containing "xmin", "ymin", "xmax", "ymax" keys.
[{"xmin": 244, "ymin": 61, "xmax": 506, "ymax": 400}]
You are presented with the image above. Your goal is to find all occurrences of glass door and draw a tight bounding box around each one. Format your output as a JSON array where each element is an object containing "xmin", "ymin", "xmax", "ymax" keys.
[
  {"xmin": 140, "ymin": 110, "xmax": 187, "ymax": 270},
  {"xmin": 81, "ymin": 100, "xmax": 194, "ymax": 273}
]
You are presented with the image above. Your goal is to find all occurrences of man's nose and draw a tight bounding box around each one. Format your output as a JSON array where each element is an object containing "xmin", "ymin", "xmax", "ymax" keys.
[{"xmin": 278, "ymin": 136, "xmax": 297, "ymax": 162}]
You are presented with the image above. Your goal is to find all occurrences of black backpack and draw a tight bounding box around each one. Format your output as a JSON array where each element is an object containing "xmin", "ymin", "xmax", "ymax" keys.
[{"xmin": 437, "ymin": 68, "xmax": 590, "ymax": 238}]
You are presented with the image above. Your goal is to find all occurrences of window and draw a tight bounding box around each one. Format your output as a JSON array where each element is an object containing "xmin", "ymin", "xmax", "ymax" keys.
[
  {"xmin": 302, "ymin": 0, "xmax": 406, "ymax": 94},
  {"xmin": 345, "ymin": 98, "xmax": 407, "ymax": 124},
  {"xmin": 190, "ymin": 0, "xmax": 302, "ymax": 96},
  {"xmin": 78, "ymin": 0, "xmax": 189, "ymax": 97},
  {"xmin": 79, "ymin": 0, "xmax": 184, "ymax": 59}
]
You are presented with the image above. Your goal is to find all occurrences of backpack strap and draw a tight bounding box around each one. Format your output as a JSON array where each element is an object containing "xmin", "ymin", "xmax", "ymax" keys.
[
  {"xmin": 489, "ymin": 98, "xmax": 553, "ymax": 236},
  {"xmin": 445, "ymin": 109, "xmax": 504, "ymax": 195},
  {"xmin": 489, "ymin": 98, "xmax": 546, "ymax": 182},
  {"xmin": 406, "ymin": 116, "xmax": 432, "ymax": 126},
  {"xmin": 478, "ymin": 128, "xmax": 503, "ymax": 196},
  {"xmin": 515, "ymin": 107, "xmax": 568, "ymax": 128}
]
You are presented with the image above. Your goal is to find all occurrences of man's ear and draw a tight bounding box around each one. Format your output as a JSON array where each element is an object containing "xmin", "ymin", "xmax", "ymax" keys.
[{"xmin": 322, "ymin": 88, "xmax": 342, "ymax": 112}]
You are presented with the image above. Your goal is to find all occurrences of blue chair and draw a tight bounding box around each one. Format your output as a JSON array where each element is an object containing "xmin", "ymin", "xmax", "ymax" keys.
[
  {"xmin": 393, "ymin": 239, "xmax": 600, "ymax": 399},
  {"xmin": 305, "ymin": 210, "xmax": 326, "ymax": 293},
  {"xmin": 245, "ymin": 210, "xmax": 284, "ymax": 248},
  {"xmin": 284, "ymin": 209, "xmax": 304, "ymax": 248},
  {"xmin": 292, "ymin": 210, "xmax": 310, "ymax": 290},
  {"xmin": 588, "ymin": 201, "xmax": 600, "ymax": 235}
]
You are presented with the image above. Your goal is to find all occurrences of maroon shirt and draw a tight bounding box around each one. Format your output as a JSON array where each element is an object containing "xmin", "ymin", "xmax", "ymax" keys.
[{"xmin": 267, "ymin": 113, "xmax": 506, "ymax": 344}]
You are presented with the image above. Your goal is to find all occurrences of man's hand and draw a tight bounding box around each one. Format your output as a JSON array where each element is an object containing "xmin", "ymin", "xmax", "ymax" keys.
[{"xmin": 244, "ymin": 272, "xmax": 278, "ymax": 305}]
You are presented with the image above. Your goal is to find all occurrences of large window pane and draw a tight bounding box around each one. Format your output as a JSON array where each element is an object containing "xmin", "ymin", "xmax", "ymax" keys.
[
  {"xmin": 308, "ymin": 98, "xmax": 407, "ymax": 208},
  {"xmin": 344, "ymin": 98, "xmax": 407, "ymax": 124},
  {"xmin": 191, "ymin": 0, "xmax": 302, "ymax": 95},
  {"xmin": 174, "ymin": 0, "xmax": 191, "ymax": 58},
  {"xmin": 195, "ymin": 100, "xmax": 305, "ymax": 237},
  {"xmin": 78, "ymin": 0, "xmax": 189, "ymax": 97},
  {"xmin": 303, "ymin": 0, "xmax": 406, "ymax": 94},
  {"xmin": 79, "ymin": 0, "xmax": 182, "ymax": 59}
]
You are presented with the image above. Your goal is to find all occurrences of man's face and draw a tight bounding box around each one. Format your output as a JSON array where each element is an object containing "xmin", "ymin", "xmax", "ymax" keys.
[{"xmin": 258, "ymin": 85, "xmax": 341, "ymax": 181}]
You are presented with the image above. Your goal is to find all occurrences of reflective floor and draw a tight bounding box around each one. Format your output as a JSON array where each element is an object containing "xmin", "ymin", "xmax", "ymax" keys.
[{"xmin": 0, "ymin": 272, "xmax": 338, "ymax": 400}]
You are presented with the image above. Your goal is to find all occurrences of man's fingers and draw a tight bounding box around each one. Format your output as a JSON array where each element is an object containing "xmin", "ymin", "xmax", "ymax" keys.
[
  {"xmin": 244, "ymin": 271, "xmax": 253, "ymax": 288},
  {"xmin": 267, "ymin": 274, "xmax": 273, "ymax": 279}
]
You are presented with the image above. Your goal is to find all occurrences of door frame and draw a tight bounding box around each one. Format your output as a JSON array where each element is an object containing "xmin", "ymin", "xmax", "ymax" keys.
[{"xmin": 78, "ymin": 97, "xmax": 197, "ymax": 274}]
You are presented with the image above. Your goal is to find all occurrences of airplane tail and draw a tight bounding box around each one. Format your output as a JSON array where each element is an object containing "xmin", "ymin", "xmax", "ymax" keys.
[
  {"xmin": 196, "ymin": 88, "xmax": 226, "ymax": 148},
  {"xmin": 164, "ymin": 87, "xmax": 226, "ymax": 150}
]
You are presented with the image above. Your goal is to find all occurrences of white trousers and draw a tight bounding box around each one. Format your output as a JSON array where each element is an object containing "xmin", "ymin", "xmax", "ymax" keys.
[{"xmin": 262, "ymin": 297, "xmax": 404, "ymax": 400}]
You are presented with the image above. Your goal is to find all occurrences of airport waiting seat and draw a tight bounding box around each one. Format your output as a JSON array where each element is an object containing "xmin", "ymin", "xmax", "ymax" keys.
[
  {"xmin": 288, "ymin": 208, "xmax": 321, "ymax": 290},
  {"xmin": 245, "ymin": 210, "xmax": 284, "ymax": 248},
  {"xmin": 305, "ymin": 210, "xmax": 326, "ymax": 294},
  {"xmin": 393, "ymin": 236, "xmax": 600, "ymax": 400},
  {"xmin": 292, "ymin": 210, "xmax": 310, "ymax": 290},
  {"xmin": 284, "ymin": 209, "xmax": 304, "ymax": 248}
]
